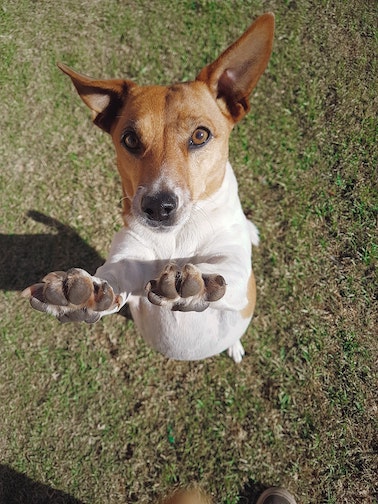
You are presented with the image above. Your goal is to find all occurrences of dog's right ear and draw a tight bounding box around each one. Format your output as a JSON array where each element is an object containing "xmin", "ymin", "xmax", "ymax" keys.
[{"xmin": 57, "ymin": 63, "xmax": 135, "ymax": 133}]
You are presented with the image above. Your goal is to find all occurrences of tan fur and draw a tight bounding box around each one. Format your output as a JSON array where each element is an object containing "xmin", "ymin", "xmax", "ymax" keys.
[
  {"xmin": 111, "ymin": 81, "xmax": 234, "ymax": 222},
  {"xmin": 157, "ymin": 487, "xmax": 212, "ymax": 504},
  {"xmin": 241, "ymin": 270, "xmax": 257, "ymax": 319}
]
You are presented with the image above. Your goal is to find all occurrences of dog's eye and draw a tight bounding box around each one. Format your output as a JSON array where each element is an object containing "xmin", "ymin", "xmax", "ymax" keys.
[
  {"xmin": 190, "ymin": 127, "xmax": 211, "ymax": 147},
  {"xmin": 121, "ymin": 131, "xmax": 141, "ymax": 152}
]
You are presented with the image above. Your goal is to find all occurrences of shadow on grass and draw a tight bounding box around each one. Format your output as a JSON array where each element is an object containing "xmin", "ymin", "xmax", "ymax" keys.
[
  {"xmin": 0, "ymin": 210, "xmax": 104, "ymax": 292},
  {"xmin": 238, "ymin": 479, "xmax": 268, "ymax": 504},
  {"xmin": 0, "ymin": 465, "xmax": 84, "ymax": 504}
]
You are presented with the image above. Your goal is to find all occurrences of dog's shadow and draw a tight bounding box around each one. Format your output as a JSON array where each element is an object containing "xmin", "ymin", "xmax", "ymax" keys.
[
  {"xmin": 0, "ymin": 465, "xmax": 267, "ymax": 504},
  {"xmin": 0, "ymin": 210, "xmax": 104, "ymax": 292},
  {"xmin": 0, "ymin": 464, "xmax": 84, "ymax": 504}
]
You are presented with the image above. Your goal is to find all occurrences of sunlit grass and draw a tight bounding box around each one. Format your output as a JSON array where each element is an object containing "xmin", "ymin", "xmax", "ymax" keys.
[{"xmin": 0, "ymin": 1, "xmax": 376, "ymax": 503}]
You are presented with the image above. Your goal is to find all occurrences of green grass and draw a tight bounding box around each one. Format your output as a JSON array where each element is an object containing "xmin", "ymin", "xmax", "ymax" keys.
[{"xmin": 0, "ymin": 1, "xmax": 377, "ymax": 503}]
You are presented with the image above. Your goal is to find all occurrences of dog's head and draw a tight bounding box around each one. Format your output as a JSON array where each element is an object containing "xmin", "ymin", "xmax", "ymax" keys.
[{"xmin": 58, "ymin": 13, "xmax": 274, "ymax": 230}]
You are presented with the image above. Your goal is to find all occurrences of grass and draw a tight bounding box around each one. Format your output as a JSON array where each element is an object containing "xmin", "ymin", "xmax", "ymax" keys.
[{"xmin": 0, "ymin": 0, "xmax": 377, "ymax": 503}]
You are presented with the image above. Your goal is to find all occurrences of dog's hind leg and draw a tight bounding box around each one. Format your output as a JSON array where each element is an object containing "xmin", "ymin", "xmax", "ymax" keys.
[{"xmin": 227, "ymin": 340, "xmax": 245, "ymax": 363}]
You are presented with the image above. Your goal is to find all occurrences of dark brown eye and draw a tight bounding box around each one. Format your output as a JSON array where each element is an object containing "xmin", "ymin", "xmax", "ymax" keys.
[
  {"xmin": 190, "ymin": 127, "xmax": 211, "ymax": 147},
  {"xmin": 121, "ymin": 131, "xmax": 141, "ymax": 152}
]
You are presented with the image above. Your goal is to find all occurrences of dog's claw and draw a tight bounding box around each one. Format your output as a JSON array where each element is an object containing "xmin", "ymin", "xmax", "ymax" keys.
[
  {"xmin": 146, "ymin": 284, "xmax": 164, "ymax": 306},
  {"xmin": 29, "ymin": 284, "xmax": 50, "ymax": 313},
  {"xmin": 146, "ymin": 263, "xmax": 226, "ymax": 312},
  {"xmin": 22, "ymin": 268, "xmax": 119, "ymax": 323}
]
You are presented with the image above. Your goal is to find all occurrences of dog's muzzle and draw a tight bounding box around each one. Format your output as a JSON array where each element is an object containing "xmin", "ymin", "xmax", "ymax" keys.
[{"xmin": 141, "ymin": 191, "xmax": 178, "ymax": 227}]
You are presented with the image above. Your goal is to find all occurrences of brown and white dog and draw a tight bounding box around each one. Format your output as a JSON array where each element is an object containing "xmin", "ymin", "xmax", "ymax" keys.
[{"xmin": 23, "ymin": 13, "xmax": 274, "ymax": 362}]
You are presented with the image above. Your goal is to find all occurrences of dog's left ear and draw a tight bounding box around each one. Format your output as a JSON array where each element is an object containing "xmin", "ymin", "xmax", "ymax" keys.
[
  {"xmin": 196, "ymin": 12, "xmax": 274, "ymax": 122},
  {"xmin": 57, "ymin": 63, "xmax": 135, "ymax": 133}
]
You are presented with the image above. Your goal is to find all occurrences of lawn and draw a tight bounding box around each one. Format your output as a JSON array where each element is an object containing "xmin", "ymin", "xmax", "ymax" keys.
[{"xmin": 0, "ymin": 1, "xmax": 377, "ymax": 503}]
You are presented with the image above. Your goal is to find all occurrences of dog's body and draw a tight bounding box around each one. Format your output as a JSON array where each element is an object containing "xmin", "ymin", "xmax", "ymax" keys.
[
  {"xmin": 94, "ymin": 160, "xmax": 259, "ymax": 361},
  {"xmin": 23, "ymin": 13, "xmax": 274, "ymax": 362}
]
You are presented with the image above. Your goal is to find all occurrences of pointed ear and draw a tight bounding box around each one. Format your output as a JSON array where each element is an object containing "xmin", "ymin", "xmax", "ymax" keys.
[
  {"xmin": 57, "ymin": 63, "xmax": 135, "ymax": 133},
  {"xmin": 196, "ymin": 13, "xmax": 274, "ymax": 122}
]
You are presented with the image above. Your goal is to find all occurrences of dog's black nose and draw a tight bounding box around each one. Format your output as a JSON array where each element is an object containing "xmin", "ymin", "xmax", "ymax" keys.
[{"xmin": 141, "ymin": 192, "xmax": 178, "ymax": 223}]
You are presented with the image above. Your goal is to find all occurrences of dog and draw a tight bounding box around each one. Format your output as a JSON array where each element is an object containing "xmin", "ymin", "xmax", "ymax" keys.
[
  {"xmin": 23, "ymin": 13, "xmax": 274, "ymax": 363},
  {"xmin": 156, "ymin": 486, "xmax": 211, "ymax": 504}
]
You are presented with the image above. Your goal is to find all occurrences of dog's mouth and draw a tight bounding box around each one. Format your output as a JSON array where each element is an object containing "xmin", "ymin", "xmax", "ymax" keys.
[{"xmin": 143, "ymin": 220, "xmax": 177, "ymax": 230}]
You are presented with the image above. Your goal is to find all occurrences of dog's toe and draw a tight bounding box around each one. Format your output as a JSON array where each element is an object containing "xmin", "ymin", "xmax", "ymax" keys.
[
  {"xmin": 204, "ymin": 274, "xmax": 226, "ymax": 301},
  {"xmin": 91, "ymin": 280, "xmax": 116, "ymax": 311},
  {"xmin": 64, "ymin": 268, "xmax": 93, "ymax": 305},
  {"xmin": 158, "ymin": 264, "xmax": 180, "ymax": 299},
  {"xmin": 145, "ymin": 264, "xmax": 180, "ymax": 305},
  {"xmin": 179, "ymin": 264, "xmax": 204, "ymax": 298},
  {"xmin": 41, "ymin": 272, "xmax": 69, "ymax": 305}
]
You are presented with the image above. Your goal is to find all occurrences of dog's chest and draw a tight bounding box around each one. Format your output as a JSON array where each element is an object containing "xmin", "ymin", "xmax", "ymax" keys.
[{"xmin": 139, "ymin": 220, "xmax": 213, "ymax": 265}]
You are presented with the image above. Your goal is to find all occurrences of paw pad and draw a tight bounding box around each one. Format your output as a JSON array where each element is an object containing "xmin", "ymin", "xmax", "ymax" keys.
[{"xmin": 146, "ymin": 263, "xmax": 226, "ymax": 312}]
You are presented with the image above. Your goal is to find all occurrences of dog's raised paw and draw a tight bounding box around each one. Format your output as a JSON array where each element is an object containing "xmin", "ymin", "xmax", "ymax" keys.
[
  {"xmin": 145, "ymin": 263, "xmax": 226, "ymax": 312},
  {"xmin": 22, "ymin": 268, "xmax": 120, "ymax": 323}
]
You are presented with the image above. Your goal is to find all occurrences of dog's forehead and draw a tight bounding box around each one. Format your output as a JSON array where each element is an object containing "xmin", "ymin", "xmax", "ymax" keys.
[
  {"xmin": 118, "ymin": 81, "xmax": 230, "ymax": 134},
  {"xmin": 165, "ymin": 81, "xmax": 229, "ymax": 128}
]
